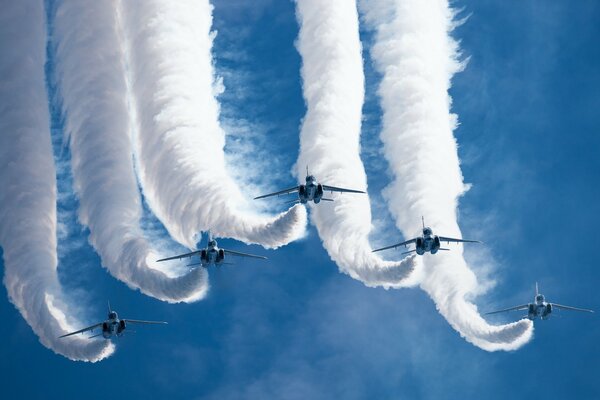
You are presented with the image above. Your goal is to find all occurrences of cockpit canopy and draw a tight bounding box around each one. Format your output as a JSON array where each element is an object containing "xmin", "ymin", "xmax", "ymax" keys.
[
  {"xmin": 208, "ymin": 240, "xmax": 217, "ymax": 248},
  {"xmin": 423, "ymin": 227, "xmax": 433, "ymax": 236},
  {"xmin": 109, "ymin": 312, "xmax": 118, "ymax": 320},
  {"xmin": 306, "ymin": 175, "xmax": 315, "ymax": 182},
  {"xmin": 536, "ymin": 295, "xmax": 545, "ymax": 303}
]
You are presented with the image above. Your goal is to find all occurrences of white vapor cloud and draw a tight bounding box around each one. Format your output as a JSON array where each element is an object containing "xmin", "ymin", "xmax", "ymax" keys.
[
  {"xmin": 52, "ymin": 0, "xmax": 208, "ymax": 303},
  {"xmin": 294, "ymin": 0, "xmax": 416, "ymax": 288},
  {"xmin": 360, "ymin": 0, "xmax": 533, "ymax": 350},
  {"xmin": 0, "ymin": 0, "xmax": 114, "ymax": 361},
  {"xmin": 121, "ymin": 0, "xmax": 307, "ymax": 250}
]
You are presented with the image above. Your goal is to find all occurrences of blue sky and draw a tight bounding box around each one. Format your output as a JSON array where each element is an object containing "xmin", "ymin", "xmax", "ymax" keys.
[{"xmin": 1, "ymin": 0, "xmax": 599, "ymax": 399}]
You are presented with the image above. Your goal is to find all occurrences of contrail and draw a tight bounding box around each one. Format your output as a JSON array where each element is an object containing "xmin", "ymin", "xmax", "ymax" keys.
[
  {"xmin": 360, "ymin": 0, "xmax": 533, "ymax": 350},
  {"xmin": 120, "ymin": 0, "xmax": 307, "ymax": 250},
  {"xmin": 52, "ymin": 0, "xmax": 208, "ymax": 303},
  {"xmin": 294, "ymin": 0, "xmax": 415, "ymax": 288},
  {"xmin": 0, "ymin": 0, "xmax": 114, "ymax": 361}
]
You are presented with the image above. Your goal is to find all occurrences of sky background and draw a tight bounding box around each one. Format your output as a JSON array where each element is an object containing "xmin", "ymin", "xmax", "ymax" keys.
[{"xmin": 1, "ymin": 0, "xmax": 599, "ymax": 399}]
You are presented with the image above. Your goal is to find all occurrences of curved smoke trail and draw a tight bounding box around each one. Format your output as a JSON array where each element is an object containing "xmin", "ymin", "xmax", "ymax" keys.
[
  {"xmin": 120, "ymin": 0, "xmax": 307, "ymax": 250},
  {"xmin": 52, "ymin": 0, "xmax": 207, "ymax": 303},
  {"xmin": 0, "ymin": 0, "xmax": 114, "ymax": 361},
  {"xmin": 294, "ymin": 0, "xmax": 415, "ymax": 288},
  {"xmin": 361, "ymin": 0, "xmax": 533, "ymax": 350}
]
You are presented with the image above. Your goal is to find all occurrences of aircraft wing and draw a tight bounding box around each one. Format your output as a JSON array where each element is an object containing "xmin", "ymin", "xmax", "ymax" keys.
[
  {"xmin": 438, "ymin": 236, "xmax": 481, "ymax": 244},
  {"xmin": 224, "ymin": 249, "xmax": 267, "ymax": 260},
  {"xmin": 59, "ymin": 322, "xmax": 103, "ymax": 338},
  {"xmin": 254, "ymin": 186, "xmax": 299, "ymax": 200},
  {"xmin": 321, "ymin": 184, "xmax": 365, "ymax": 194},
  {"xmin": 552, "ymin": 303, "xmax": 594, "ymax": 313},
  {"xmin": 484, "ymin": 304, "xmax": 529, "ymax": 315},
  {"xmin": 124, "ymin": 319, "xmax": 168, "ymax": 325},
  {"xmin": 156, "ymin": 250, "xmax": 202, "ymax": 262},
  {"xmin": 372, "ymin": 238, "xmax": 417, "ymax": 253}
]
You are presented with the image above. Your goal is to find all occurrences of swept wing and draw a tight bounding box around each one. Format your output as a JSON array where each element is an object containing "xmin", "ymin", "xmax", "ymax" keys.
[
  {"xmin": 372, "ymin": 238, "xmax": 417, "ymax": 253},
  {"xmin": 485, "ymin": 304, "xmax": 529, "ymax": 315},
  {"xmin": 438, "ymin": 236, "xmax": 481, "ymax": 244},
  {"xmin": 59, "ymin": 322, "xmax": 103, "ymax": 338},
  {"xmin": 156, "ymin": 250, "xmax": 202, "ymax": 262},
  {"xmin": 124, "ymin": 319, "xmax": 168, "ymax": 325},
  {"xmin": 552, "ymin": 303, "xmax": 594, "ymax": 313},
  {"xmin": 224, "ymin": 249, "xmax": 267, "ymax": 260},
  {"xmin": 321, "ymin": 184, "xmax": 365, "ymax": 194},
  {"xmin": 254, "ymin": 186, "xmax": 299, "ymax": 200}
]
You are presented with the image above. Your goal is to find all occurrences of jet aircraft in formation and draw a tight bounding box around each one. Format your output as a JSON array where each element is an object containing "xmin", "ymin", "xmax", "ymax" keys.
[
  {"xmin": 485, "ymin": 283, "xmax": 594, "ymax": 321},
  {"xmin": 254, "ymin": 168, "xmax": 365, "ymax": 204},
  {"xmin": 59, "ymin": 302, "xmax": 167, "ymax": 339},
  {"xmin": 156, "ymin": 231, "xmax": 267, "ymax": 267},
  {"xmin": 57, "ymin": 170, "xmax": 592, "ymax": 350},
  {"xmin": 372, "ymin": 217, "xmax": 480, "ymax": 255}
]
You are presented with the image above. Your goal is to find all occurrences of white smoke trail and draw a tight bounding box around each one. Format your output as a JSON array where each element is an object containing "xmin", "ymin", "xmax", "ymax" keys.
[
  {"xmin": 0, "ymin": 0, "xmax": 114, "ymax": 361},
  {"xmin": 294, "ymin": 0, "xmax": 415, "ymax": 288},
  {"xmin": 360, "ymin": 0, "xmax": 533, "ymax": 350},
  {"xmin": 52, "ymin": 0, "xmax": 208, "ymax": 303},
  {"xmin": 120, "ymin": 0, "xmax": 307, "ymax": 250}
]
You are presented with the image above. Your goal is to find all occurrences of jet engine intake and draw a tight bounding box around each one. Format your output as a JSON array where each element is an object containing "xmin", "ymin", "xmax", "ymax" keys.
[{"xmin": 415, "ymin": 237, "xmax": 425, "ymax": 255}]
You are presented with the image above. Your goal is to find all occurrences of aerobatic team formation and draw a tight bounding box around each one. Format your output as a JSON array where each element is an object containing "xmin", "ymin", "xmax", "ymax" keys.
[{"xmin": 0, "ymin": 0, "xmax": 593, "ymax": 361}]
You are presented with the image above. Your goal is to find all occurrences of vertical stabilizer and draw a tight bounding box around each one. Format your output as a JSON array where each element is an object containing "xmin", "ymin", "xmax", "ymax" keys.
[
  {"xmin": 422, "ymin": 216, "xmax": 425, "ymax": 230},
  {"xmin": 535, "ymin": 282, "xmax": 539, "ymax": 296},
  {"xmin": 107, "ymin": 300, "xmax": 112, "ymax": 314}
]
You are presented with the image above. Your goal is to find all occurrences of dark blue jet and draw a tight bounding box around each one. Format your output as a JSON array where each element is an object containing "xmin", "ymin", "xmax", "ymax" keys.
[
  {"xmin": 372, "ymin": 217, "xmax": 480, "ymax": 255},
  {"xmin": 486, "ymin": 283, "xmax": 594, "ymax": 321},
  {"xmin": 254, "ymin": 168, "xmax": 365, "ymax": 204}
]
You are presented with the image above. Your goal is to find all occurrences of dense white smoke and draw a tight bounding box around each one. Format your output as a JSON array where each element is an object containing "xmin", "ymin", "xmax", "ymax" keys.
[
  {"xmin": 360, "ymin": 0, "xmax": 533, "ymax": 350},
  {"xmin": 52, "ymin": 0, "xmax": 208, "ymax": 303},
  {"xmin": 294, "ymin": 0, "xmax": 415, "ymax": 288},
  {"xmin": 120, "ymin": 0, "xmax": 307, "ymax": 250},
  {"xmin": 0, "ymin": 0, "xmax": 114, "ymax": 361}
]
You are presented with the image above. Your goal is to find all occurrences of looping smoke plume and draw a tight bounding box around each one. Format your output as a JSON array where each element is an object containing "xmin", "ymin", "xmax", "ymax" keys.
[
  {"xmin": 294, "ymin": 0, "xmax": 416, "ymax": 288},
  {"xmin": 52, "ymin": 0, "xmax": 208, "ymax": 303},
  {"xmin": 121, "ymin": 0, "xmax": 307, "ymax": 251},
  {"xmin": 0, "ymin": 0, "xmax": 114, "ymax": 361},
  {"xmin": 360, "ymin": 0, "xmax": 533, "ymax": 350}
]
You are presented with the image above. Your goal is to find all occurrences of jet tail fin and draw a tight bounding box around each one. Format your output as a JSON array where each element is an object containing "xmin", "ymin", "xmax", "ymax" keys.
[
  {"xmin": 535, "ymin": 282, "xmax": 539, "ymax": 296},
  {"xmin": 108, "ymin": 300, "xmax": 111, "ymax": 314},
  {"xmin": 422, "ymin": 216, "xmax": 425, "ymax": 230}
]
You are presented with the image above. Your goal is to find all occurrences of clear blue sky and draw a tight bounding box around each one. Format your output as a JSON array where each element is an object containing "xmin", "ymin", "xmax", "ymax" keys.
[{"xmin": 1, "ymin": 0, "xmax": 598, "ymax": 399}]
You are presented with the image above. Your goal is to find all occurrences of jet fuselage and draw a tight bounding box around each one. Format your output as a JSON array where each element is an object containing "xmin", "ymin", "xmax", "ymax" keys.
[
  {"xmin": 526, "ymin": 295, "xmax": 553, "ymax": 320},
  {"xmin": 297, "ymin": 175, "xmax": 324, "ymax": 204},
  {"xmin": 101, "ymin": 311, "xmax": 126, "ymax": 338},
  {"xmin": 197, "ymin": 240, "xmax": 225, "ymax": 267},
  {"xmin": 415, "ymin": 228, "xmax": 442, "ymax": 255}
]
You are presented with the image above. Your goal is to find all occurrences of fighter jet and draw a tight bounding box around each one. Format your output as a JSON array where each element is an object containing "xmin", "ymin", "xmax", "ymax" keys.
[
  {"xmin": 59, "ymin": 302, "xmax": 167, "ymax": 339},
  {"xmin": 372, "ymin": 217, "xmax": 480, "ymax": 255},
  {"xmin": 485, "ymin": 282, "xmax": 594, "ymax": 321},
  {"xmin": 156, "ymin": 231, "xmax": 266, "ymax": 267},
  {"xmin": 253, "ymin": 167, "xmax": 365, "ymax": 204}
]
